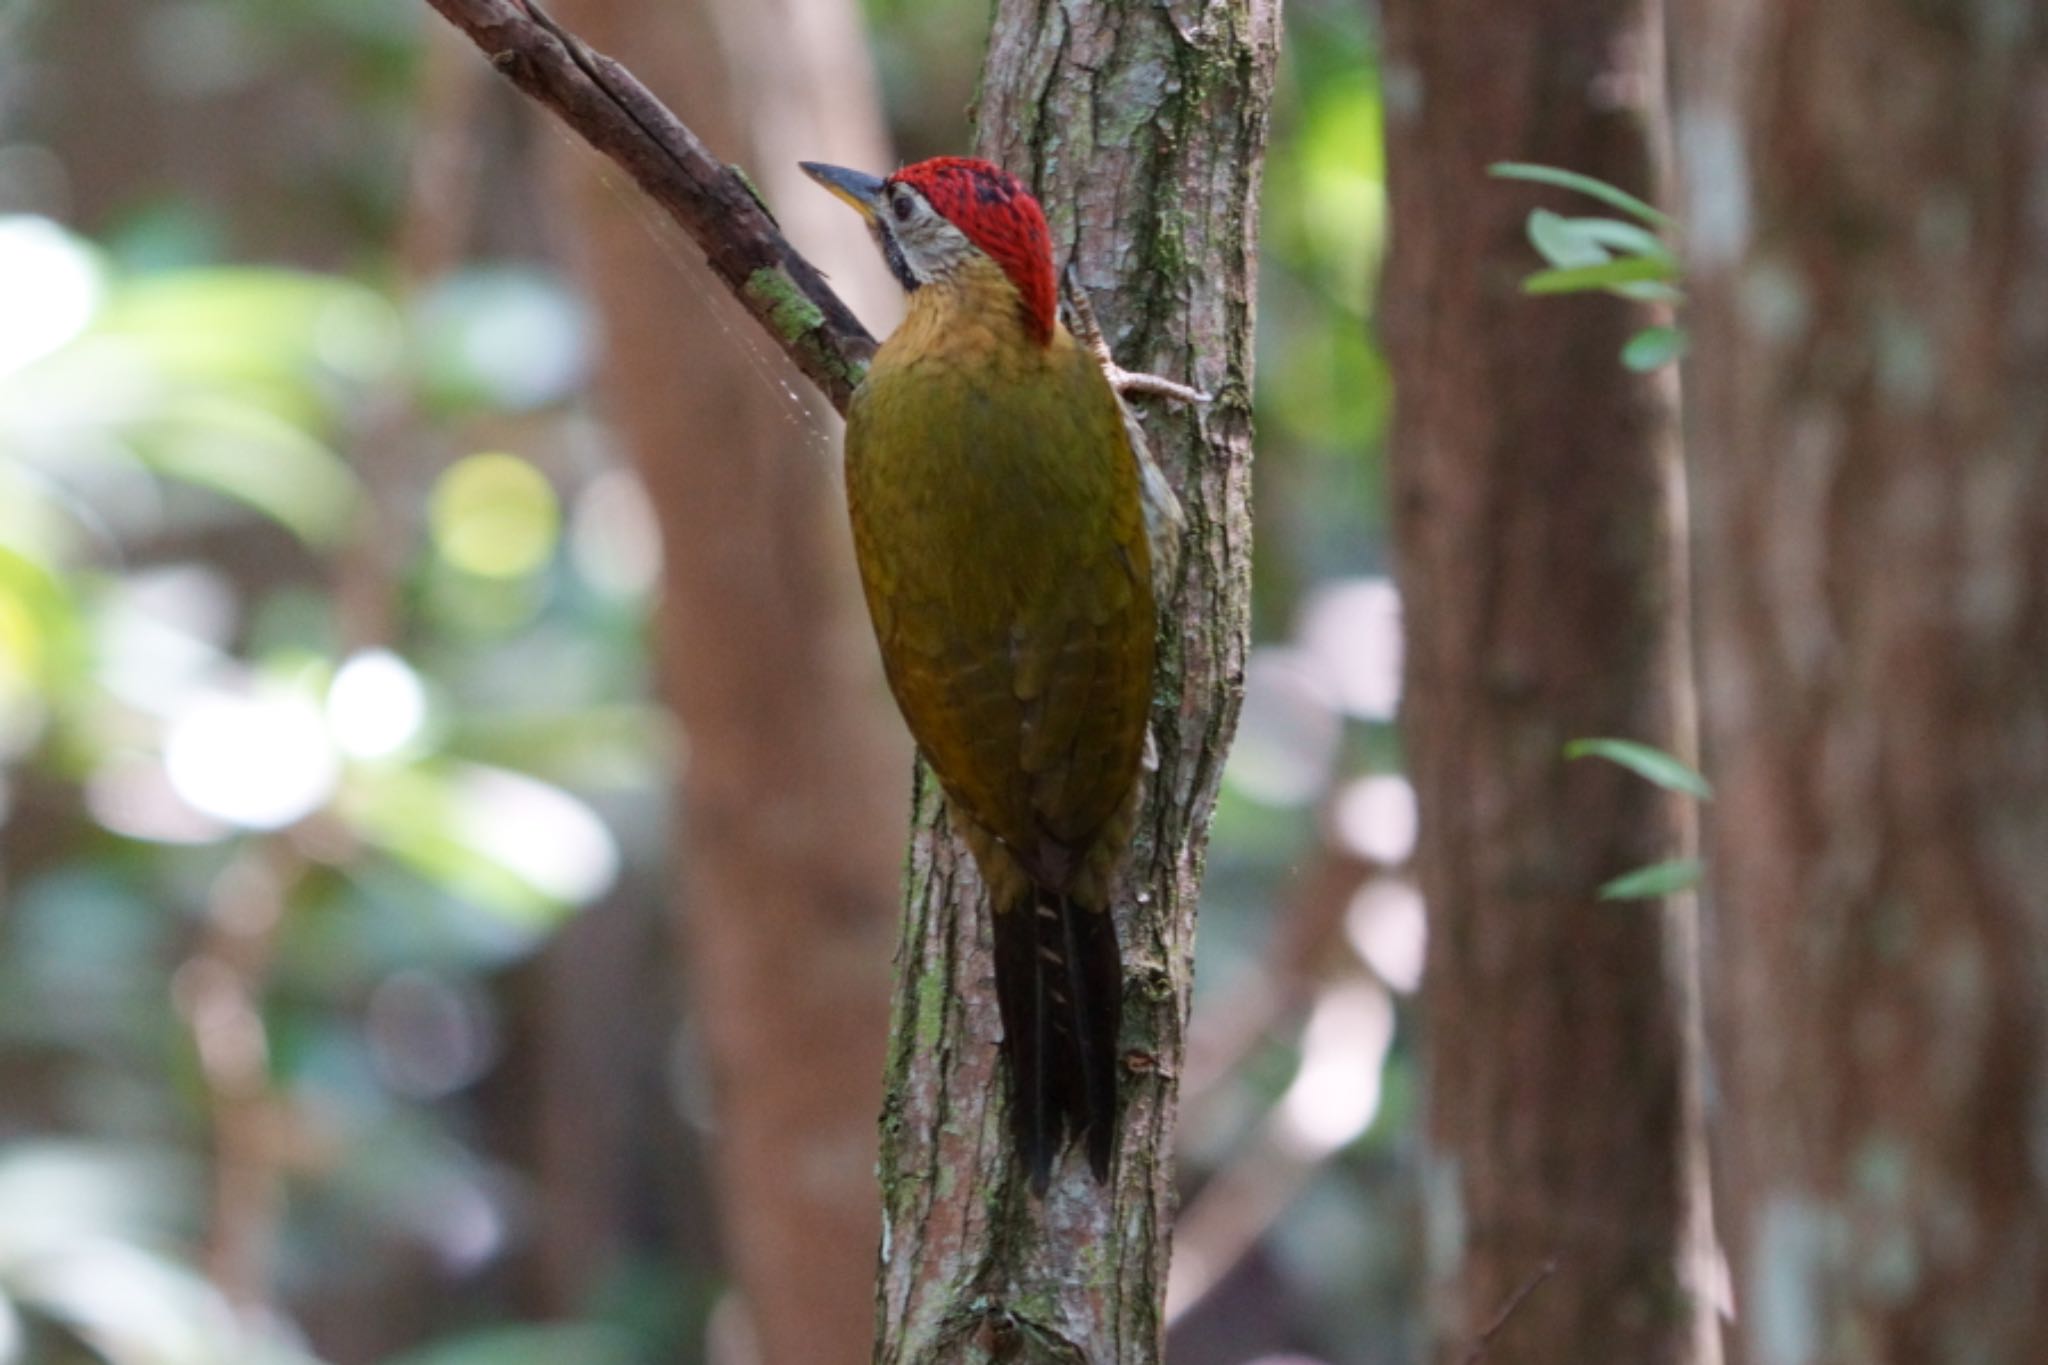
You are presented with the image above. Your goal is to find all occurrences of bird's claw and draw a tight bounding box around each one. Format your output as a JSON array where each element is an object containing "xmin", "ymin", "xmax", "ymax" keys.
[{"xmin": 1062, "ymin": 271, "xmax": 1213, "ymax": 407}]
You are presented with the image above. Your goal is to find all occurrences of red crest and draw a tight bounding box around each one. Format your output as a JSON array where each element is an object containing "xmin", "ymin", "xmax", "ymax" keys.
[{"xmin": 888, "ymin": 157, "xmax": 1057, "ymax": 345}]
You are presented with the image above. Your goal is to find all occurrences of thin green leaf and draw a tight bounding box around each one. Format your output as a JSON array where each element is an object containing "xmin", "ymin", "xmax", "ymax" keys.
[
  {"xmin": 1598, "ymin": 859, "xmax": 1704, "ymax": 901},
  {"xmin": 1556, "ymin": 216, "xmax": 1674, "ymax": 263},
  {"xmin": 1614, "ymin": 280, "xmax": 1687, "ymax": 305},
  {"xmin": 1622, "ymin": 325, "xmax": 1688, "ymax": 371},
  {"xmin": 1523, "ymin": 257, "xmax": 1678, "ymax": 295},
  {"xmin": 1566, "ymin": 738, "xmax": 1714, "ymax": 799},
  {"xmin": 1489, "ymin": 162, "xmax": 1674, "ymax": 226},
  {"xmin": 1527, "ymin": 210, "xmax": 1612, "ymax": 269}
]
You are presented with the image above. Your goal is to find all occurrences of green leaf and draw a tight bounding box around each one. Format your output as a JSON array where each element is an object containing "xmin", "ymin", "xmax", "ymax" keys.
[
  {"xmin": 1557, "ymin": 216, "xmax": 1674, "ymax": 263},
  {"xmin": 0, "ymin": 544, "xmax": 86, "ymax": 694},
  {"xmin": 340, "ymin": 761, "xmax": 617, "ymax": 929},
  {"xmin": 1566, "ymin": 738, "xmax": 1714, "ymax": 800},
  {"xmin": 1622, "ymin": 325, "xmax": 1688, "ymax": 371},
  {"xmin": 1614, "ymin": 280, "xmax": 1687, "ymax": 305},
  {"xmin": 1522, "ymin": 257, "xmax": 1678, "ymax": 295},
  {"xmin": 1527, "ymin": 212, "xmax": 1676, "ymax": 274},
  {"xmin": 1489, "ymin": 162, "xmax": 1674, "ymax": 226},
  {"xmin": 1527, "ymin": 210, "xmax": 1613, "ymax": 269},
  {"xmin": 132, "ymin": 393, "xmax": 363, "ymax": 545},
  {"xmin": 388, "ymin": 1325, "xmax": 637, "ymax": 1365},
  {"xmin": 1598, "ymin": 859, "xmax": 1704, "ymax": 901}
]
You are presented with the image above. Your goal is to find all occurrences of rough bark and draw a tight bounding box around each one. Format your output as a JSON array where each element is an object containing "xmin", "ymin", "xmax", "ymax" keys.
[
  {"xmin": 870, "ymin": 5, "xmax": 1277, "ymax": 1362},
  {"xmin": 544, "ymin": 0, "xmax": 910, "ymax": 1361},
  {"xmin": 1379, "ymin": 3, "xmax": 1719, "ymax": 1362},
  {"xmin": 1670, "ymin": 3, "xmax": 2048, "ymax": 1360}
]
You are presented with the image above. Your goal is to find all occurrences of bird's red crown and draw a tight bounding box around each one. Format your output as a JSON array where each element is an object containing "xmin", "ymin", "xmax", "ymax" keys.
[{"xmin": 888, "ymin": 157, "xmax": 1057, "ymax": 345}]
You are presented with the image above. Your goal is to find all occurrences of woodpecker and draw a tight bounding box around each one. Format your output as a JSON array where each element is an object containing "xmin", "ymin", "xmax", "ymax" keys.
[{"xmin": 803, "ymin": 156, "xmax": 1175, "ymax": 1191}]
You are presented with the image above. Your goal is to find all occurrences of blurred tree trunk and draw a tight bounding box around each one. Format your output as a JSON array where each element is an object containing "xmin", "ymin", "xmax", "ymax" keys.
[
  {"xmin": 545, "ymin": 0, "xmax": 911, "ymax": 1361},
  {"xmin": 870, "ymin": 5, "xmax": 1277, "ymax": 1362},
  {"xmin": 1379, "ymin": 3, "xmax": 1719, "ymax": 1363},
  {"xmin": 1672, "ymin": 3, "xmax": 2048, "ymax": 1360}
]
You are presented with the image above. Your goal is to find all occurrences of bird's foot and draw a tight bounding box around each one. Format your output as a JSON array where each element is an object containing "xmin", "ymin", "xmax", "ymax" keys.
[{"xmin": 1063, "ymin": 272, "xmax": 1213, "ymax": 408}]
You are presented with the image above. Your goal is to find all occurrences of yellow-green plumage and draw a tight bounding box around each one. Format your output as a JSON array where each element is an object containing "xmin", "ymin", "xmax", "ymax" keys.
[
  {"xmin": 847, "ymin": 259, "xmax": 1154, "ymax": 896},
  {"xmin": 846, "ymin": 253, "xmax": 1154, "ymax": 1187}
]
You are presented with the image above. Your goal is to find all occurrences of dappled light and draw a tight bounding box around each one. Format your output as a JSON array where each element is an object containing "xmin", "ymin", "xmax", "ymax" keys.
[
  {"xmin": 8, "ymin": 0, "xmax": 2029, "ymax": 1360},
  {"xmin": 165, "ymin": 682, "xmax": 341, "ymax": 830},
  {"xmin": 327, "ymin": 650, "xmax": 429, "ymax": 761},
  {"xmin": 429, "ymin": 453, "xmax": 563, "ymax": 581},
  {"xmin": 9, "ymin": 0, "xmax": 1395, "ymax": 1352},
  {"xmin": 0, "ymin": 217, "xmax": 101, "ymax": 376}
]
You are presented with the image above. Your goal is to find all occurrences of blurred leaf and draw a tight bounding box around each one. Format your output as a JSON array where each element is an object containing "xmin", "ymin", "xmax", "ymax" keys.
[
  {"xmin": 0, "ymin": 867, "xmax": 176, "ymax": 1053},
  {"xmin": 1283, "ymin": 76, "xmax": 1386, "ymax": 306},
  {"xmin": 340, "ymin": 761, "xmax": 615, "ymax": 932},
  {"xmin": 1526, "ymin": 210, "xmax": 1612, "ymax": 269},
  {"xmin": 1598, "ymin": 858, "xmax": 1705, "ymax": 901},
  {"xmin": 101, "ymin": 199, "xmax": 228, "ymax": 273},
  {"xmin": 285, "ymin": 1109, "xmax": 511, "ymax": 1277},
  {"xmin": 95, "ymin": 268, "xmax": 397, "ymax": 403},
  {"xmin": 0, "ymin": 544, "xmax": 85, "ymax": 697},
  {"xmin": 1622, "ymin": 325, "xmax": 1688, "ymax": 371},
  {"xmin": 7, "ymin": 1238, "xmax": 324, "ymax": 1365},
  {"xmin": 1566, "ymin": 737, "xmax": 1714, "ymax": 800},
  {"xmin": 1489, "ymin": 161, "xmax": 1673, "ymax": 226},
  {"xmin": 343, "ymin": 768, "xmax": 562, "ymax": 927},
  {"xmin": 444, "ymin": 703, "xmax": 668, "ymax": 788},
  {"xmin": 1614, "ymin": 279, "xmax": 1686, "ymax": 305},
  {"xmin": 132, "ymin": 393, "xmax": 361, "ymax": 544},
  {"xmin": 1563, "ymin": 216, "xmax": 1673, "ymax": 262},
  {"xmin": 1529, "ymin": 211, "xmax": 1673, "ymax": 268},
  {"xmin": 388, "ymin": 1324, "xmax": 637, "ymax": 1365},
  {"xmin": 0, "ymin": 1142, "xmax": 194, "ymax": 1254},
  {"xmin": 0, "ymin": 265, "xmax": 384, "ymax": 547},
  {"xmin": 412, "ymin": 268, "xmax": 590, "ymax": 414},
  {"xmin": 1522, "ymin": 257, "xmax": 1677, "ymax": 296}
]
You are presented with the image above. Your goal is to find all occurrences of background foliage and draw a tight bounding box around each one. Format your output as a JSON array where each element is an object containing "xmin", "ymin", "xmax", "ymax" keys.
[{"xmin": 0, "ymin": 0, "xmax": 1406, "ymax": 1360}]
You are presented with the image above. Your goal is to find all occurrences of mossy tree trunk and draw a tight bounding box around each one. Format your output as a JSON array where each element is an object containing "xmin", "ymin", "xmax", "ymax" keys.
[
  {"xmin": 870, "ymin": 3, "xmax": 1278, "ymax": 1361},
  {"xmin": 1379, "ymin": 2, "xmax": 1720, "ymax": 1362},
  {"xmin": 1672, "ymin": 2, "xmax": 2048, "ymax": 1359}
]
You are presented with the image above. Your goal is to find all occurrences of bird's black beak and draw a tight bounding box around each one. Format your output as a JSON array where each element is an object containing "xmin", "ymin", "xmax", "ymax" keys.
[{"xmin": 800, "ymin": 162, "xmax": 887, "ymax": 222}]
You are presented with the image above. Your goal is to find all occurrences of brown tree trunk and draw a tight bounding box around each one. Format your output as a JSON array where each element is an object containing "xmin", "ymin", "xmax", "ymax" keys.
[
  {"xmin": 545, "ymin": 1, "xmax": 911, "ymax": 1361},
  {"xmin": 1379, "ymin": 3, "xmax": 1718, "ymax": 1362},
  {"xmin": 1671, "ymin": 3, "xmax": 2048, "ymax": 1359},
  {"xmin": 870, "ymin": 4, "xmax": 1278, "ymax": 1362}
]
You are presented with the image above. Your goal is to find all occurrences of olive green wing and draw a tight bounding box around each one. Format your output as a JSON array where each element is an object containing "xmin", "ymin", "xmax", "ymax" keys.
[{"xmin": 846, "ymin": 342, "xmax": 1155, "ymax": 881}]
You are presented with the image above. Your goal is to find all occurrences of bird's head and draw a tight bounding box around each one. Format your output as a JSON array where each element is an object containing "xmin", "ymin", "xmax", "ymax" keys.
[{"xmin": 801, "ymin": 156, "xmax": 1056, "ymax": 345}]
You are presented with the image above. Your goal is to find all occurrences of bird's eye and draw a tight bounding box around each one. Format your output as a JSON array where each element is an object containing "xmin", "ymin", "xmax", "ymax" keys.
[{"xmin": 891, "ymin": 193, "xmax": 914, "ymax": 222}]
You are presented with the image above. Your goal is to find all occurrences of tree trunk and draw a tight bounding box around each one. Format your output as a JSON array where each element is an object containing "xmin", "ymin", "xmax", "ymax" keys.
[
  {"xmin": 545, "ymin": 1, "xmax": 911, "ymax": 1361},
  {"xmin": 870, "ymin": 4, "xmax": 1278, "ymax": 1362},
  {"xmin": 1671, "ymin": 3, "xmax": 2048, "ymax": 1360},
  {"xmin": 1379, "ymin": 3, "xmax": 1719, "ymax": 1362}
]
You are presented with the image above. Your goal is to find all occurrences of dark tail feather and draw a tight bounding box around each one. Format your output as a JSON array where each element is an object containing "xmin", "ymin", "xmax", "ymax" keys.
[{"xmin": 992, "ymin": 889, "xmax": 1123, "ymax": 1192}]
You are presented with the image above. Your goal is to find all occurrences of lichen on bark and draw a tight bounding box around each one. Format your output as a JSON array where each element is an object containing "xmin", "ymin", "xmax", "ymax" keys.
[{"xmin": 742, "ymin": 266, "xmax": 870, "ymax": 391}]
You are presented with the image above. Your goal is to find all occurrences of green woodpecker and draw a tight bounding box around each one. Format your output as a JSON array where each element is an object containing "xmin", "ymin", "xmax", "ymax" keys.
[{"xmin": 803, "ymin": 156, "xmax": 1175, "ymax": 1191}]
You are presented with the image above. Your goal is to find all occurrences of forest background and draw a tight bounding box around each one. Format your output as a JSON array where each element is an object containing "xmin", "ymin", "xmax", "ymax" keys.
[
  {"xmin": 0, "ymin": 0, "xmax": 1398, "ymax": 1360},
  {"xmin": 6, "ymin": 0, "xmax": 2043, "ymax": 1363}
]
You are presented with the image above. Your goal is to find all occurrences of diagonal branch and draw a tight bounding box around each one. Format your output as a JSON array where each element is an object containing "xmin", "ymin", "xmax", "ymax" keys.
[{"xmin": 420, "ymin": 0, "xmax": 876, "ymax": 412}]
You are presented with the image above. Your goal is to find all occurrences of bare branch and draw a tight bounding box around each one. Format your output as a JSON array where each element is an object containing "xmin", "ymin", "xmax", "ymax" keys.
[{"xmin": 419, "ymin": 0, "xmax": 876, "ymax": 412}]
